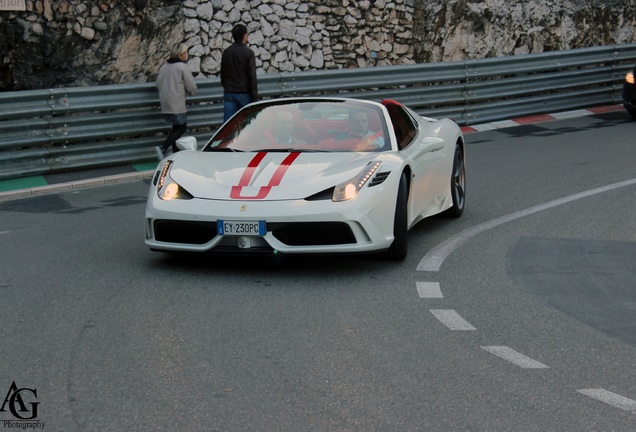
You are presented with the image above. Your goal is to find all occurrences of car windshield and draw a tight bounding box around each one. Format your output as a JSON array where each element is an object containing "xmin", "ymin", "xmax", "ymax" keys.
[{"xmin": 203, "ymin": 100, "xmax": 389, "ymax": 153}]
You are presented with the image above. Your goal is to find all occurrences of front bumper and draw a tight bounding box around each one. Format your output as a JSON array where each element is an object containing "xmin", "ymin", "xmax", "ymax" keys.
[{"xmin": 144, "ymin": 189, "xmax": 396, "ymax": 255}]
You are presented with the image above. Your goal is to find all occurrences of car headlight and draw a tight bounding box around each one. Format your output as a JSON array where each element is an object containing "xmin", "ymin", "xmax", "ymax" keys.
[
  {"xmin": 332, "ymin": 162, "xmax": 381, "ymax": 202},
  {"xmin": 156, "ymin": 160, "xmax": 193, "ymax": 201},
  {"xmin": 626, "ymin": 71, "xmax": 635, "ymax": 85}
]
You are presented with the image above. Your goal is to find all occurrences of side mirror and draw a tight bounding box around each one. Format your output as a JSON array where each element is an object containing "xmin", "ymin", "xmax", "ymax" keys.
[{"xmin": 176, "ymin": 136, "xmax": 198, "ymax": 151}]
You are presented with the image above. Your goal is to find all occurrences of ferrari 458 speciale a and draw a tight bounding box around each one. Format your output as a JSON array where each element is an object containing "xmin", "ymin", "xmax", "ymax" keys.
[{"xmin": 145, "ymin": 97, "xmax": 466, "ymax": 260}]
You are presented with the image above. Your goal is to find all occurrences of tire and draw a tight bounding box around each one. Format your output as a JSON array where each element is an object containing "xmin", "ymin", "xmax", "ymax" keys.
[
  {"xmin": 442, "ymin": 143, "xmax": 466, "ymax": 218},
  {"xmin": 384, "ymin": 173, "xmax": 408, "ymax": 261}
]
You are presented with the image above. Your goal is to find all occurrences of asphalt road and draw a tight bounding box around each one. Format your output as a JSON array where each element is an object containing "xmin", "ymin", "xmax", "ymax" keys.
[{"xmin": 1, "ymin": 111, "xmax": 635, "ymax": 431}]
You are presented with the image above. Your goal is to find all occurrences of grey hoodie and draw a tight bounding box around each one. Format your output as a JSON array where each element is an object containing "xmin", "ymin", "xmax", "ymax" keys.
[{"xmin": 156, "ymin": 59, "xmax": 197, "ymax": 114}]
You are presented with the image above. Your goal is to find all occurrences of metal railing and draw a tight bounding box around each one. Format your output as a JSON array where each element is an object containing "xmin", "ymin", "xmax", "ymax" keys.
[{"xmin": 1, "ymin": 44, "xmax": 635, "ymax": 181}]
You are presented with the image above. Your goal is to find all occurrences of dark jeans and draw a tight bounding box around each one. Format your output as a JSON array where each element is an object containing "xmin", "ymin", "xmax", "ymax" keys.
[
  {"xmin": 223, "ymin": 92, "xmax": 252, "ymax": 122},
  {"xmin": 160, "ymin": 124, "xmax": 187, "ymax": 153},
  {"xmin": 160, "ymin": 113, "xmax": 187, "ymax": 153}
]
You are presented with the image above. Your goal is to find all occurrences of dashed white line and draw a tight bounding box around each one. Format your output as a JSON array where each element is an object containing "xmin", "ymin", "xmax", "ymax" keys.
[
  {"xmin": 417, "ymin": 178, "xmax": 636, "ymax": 272},
  {"xmin": 481, "ymin": 346, "xmax": 549, "ymax": 369},
  {"xmin": 430, "ymin": 309, "xmax": 476, "ymax": 330},
  {"xmin": 417, "ymin": 282, "xmax": 443, "ymax": 298},
  {"xmin": 577, "ymin": 389, "xmax": 636, "ymax": 412}
]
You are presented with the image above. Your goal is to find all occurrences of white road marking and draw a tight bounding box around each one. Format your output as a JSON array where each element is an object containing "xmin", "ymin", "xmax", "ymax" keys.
[
  {"xmin": 482, "ymin": 346, "xmax": 549, "ymax": 369},
  {"xmin": 550, "ymin": 109, "xmax": 594, "ymax": 119},
  {"xmin": 0, "ymin": 231, "xmax": 9, "ymax": 235},
  {"xmin": 470, "ymin": 120, "xmax": 520, "ymax": 131},
  {"xmin": 577, "ymin": 389, "xmax": 636, "ymax": 412},
  {"xmin": 430, "ymin": 309, "xmax": 476, "ymax": 330},
  {"xmin": 417, "ymin": 178, "xmax": 636, "ymax": 272},
  {"xmin": 417, "ymin": 282, "xmax": 443, "ymax": 298}
]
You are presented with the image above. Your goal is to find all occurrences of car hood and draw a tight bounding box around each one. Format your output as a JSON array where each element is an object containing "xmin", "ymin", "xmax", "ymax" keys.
[{"xmin": 168, "ymin": 151, "xmax": 380, "ymax": 200}]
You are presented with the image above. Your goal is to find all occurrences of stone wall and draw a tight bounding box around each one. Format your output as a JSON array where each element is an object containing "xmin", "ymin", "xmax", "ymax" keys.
[
  {"xmin": 0, "ymin": 0, "xmax": 186, "ymax": 89},
  {"xmin": 0, "ymin": 0, "xmax": 635, "ymax": 91},
  {"xmin": 186, "ymin": 0, "xmax": 416, "ymax": 77},
  {"xmin": 413, "ymin": 0, "xmax": 636, "ymax": 62}
]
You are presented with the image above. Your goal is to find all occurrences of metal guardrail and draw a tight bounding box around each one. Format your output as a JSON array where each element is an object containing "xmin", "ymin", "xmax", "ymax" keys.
[{"xmin": 1, "ymin": 44, "xmax": 635, "ymax": 181}]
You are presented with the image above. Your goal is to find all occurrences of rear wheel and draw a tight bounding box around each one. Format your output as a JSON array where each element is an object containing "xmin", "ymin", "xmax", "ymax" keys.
[
  {"xmin": 443, "ymin": 143, "xmax": 466, "ymax": 218},
  {"xmin": 384, "ymin": 173, "xmax": 408, "ymax": 261}
]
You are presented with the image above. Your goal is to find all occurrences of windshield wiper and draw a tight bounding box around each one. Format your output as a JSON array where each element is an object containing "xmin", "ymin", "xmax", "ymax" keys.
[
  {"xmin": 249, "ymin": 148, "xmax": 295, "ymax": 152},
  {"xmin": 204, "ymin": 147, "xmax": 244, "ymax": 152},
  {"xmin": 249, "ymin": 148, "xmax": 328, "ymax": 153}
]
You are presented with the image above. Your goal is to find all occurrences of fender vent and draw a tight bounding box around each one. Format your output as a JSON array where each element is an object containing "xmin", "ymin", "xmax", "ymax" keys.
[{"xmin": 369, "ymin": 171, "xmax": 390, "ymax": 187}]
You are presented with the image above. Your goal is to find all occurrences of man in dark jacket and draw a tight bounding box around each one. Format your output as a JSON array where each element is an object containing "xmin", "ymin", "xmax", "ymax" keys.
[{"xmin": 220, "ymin": 24, "xmax": 258, "ymax": 122}]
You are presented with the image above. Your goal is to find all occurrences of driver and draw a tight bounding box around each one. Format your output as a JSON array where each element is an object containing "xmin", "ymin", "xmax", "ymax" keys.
[{"xmin": 347, "ymin": 110, "xmax": 385, "ymax": 149}]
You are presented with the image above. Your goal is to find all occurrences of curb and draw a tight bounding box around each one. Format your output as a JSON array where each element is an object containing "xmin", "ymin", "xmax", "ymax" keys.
[
  {"xmin": 460, "ymin": 104, "xmax": 624, "ymax": 133},
  {"xmin": 0, "ymin": 170, "xmax": 155, "ymax": 203}
]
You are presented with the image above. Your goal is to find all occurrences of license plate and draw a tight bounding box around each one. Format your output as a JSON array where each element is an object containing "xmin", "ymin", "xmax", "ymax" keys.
[{"xmin": 217, "ymin": 220, "xmax": 266, "ymax": 236}]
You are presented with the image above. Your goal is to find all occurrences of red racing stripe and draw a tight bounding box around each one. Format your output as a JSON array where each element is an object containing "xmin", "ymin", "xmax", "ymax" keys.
[
  {"xmin": 236, "ymin": 151, "xmax": 267, "ymax": 187},
  {"xmin": 230, "ymin": 152, "xmax": 301, "ymax": 199}
]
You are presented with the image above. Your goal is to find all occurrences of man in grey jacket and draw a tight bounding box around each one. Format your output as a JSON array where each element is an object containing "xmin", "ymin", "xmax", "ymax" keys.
[{"xmin": 155, "ymin": 43, "xmax": 197, "ymax": 159}]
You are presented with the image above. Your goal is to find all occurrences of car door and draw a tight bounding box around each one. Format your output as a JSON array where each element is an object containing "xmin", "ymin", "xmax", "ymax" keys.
[{"xmin": 384, "ymin": 101, "xmax": 447, "ymax": 223}]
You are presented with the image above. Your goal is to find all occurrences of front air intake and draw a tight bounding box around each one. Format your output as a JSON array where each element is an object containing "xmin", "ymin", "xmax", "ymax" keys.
[
  {"xmin": 154, "ymin": 220, "xmax": 217, "ymax": 245},
  {"xmin": 270, "ymin": 222, "xmax": 356, "ymax": 246}
]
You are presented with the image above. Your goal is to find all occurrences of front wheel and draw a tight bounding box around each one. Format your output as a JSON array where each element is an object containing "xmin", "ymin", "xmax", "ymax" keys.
[
  {"xmin": 384, "ymin": 173, "xmax": 408, "ymax": 261},
  {"xmin": 442, "ymin": 143, "xmax": 466, "ymax": 218}
]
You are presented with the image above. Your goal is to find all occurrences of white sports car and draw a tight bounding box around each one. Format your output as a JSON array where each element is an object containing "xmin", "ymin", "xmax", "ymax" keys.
[{"xmin": 145, "ymin": 97, "xmax": 465, "ymax": 260}]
